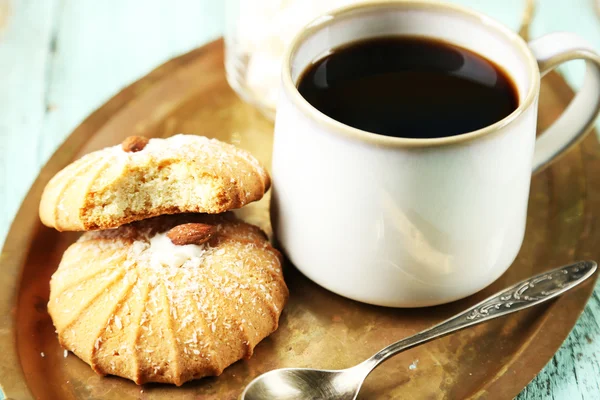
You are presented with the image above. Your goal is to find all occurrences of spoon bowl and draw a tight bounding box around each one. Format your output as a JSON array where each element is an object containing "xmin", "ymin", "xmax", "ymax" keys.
[{"xmin": 241, "ymin": 367, "xmax": 365, "ymax": 400}]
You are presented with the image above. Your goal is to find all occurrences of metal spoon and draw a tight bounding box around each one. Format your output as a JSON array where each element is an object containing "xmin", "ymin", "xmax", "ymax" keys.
[{"xmin": 241, "ymin": 260, "xmax": 597, "ymax": 400}]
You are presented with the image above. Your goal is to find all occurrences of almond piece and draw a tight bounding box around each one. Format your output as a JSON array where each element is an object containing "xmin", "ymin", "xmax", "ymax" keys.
[
  {"xmin": 166, "ymin": 223, "xmax": 216, "ymax": 246},
  {"xmin": 121, "ymin": 136, "xmax": 149, "ymax": 152}
]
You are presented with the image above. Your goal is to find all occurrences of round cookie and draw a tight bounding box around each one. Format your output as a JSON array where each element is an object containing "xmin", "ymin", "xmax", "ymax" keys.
[
  {"xmin": 48, "ymin": 213, "xmax": 288, "ymax": 386},
  {"xmin": 39, "ymin": 134, "xmax": 271, "ymax": 231}
]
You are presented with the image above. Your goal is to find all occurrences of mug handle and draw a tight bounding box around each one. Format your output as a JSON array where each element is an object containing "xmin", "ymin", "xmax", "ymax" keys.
[{"xmin": 528, "ymin": 32, "xmax": 600, "ymax": 174}]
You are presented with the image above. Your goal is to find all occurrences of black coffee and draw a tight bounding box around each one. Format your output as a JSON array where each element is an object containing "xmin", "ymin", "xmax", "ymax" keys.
[{"xmin": 297, "ymin": 36, "xmax": 519, "ymax": 139}]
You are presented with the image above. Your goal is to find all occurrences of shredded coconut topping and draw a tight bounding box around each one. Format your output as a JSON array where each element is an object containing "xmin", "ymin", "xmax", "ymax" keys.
[{"xmin": 140, "ymin": 232, "xmax": 206, "ymax": 270}]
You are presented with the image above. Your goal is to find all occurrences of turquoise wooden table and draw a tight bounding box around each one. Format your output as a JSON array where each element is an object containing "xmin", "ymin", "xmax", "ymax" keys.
[{"xmin": 0, "ymin": 1, "xmax": 599, "ymax": 398}]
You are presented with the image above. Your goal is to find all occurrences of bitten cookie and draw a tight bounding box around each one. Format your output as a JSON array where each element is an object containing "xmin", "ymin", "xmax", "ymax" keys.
[
  {"xmin": 48, "ymin": 213, "xmax": 288, "ymax": 386},
  {"xmin": 39, "ymin": 134, "xmax": 271, "ymax": 231}
]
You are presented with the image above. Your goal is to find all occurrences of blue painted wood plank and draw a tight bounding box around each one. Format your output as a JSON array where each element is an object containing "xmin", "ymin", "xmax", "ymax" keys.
[
  {"xmin": 519, "ymin": 282, "xmax": 600, "ymax": 400},
  {"xmin": 37, "ymin": 0, "xmax": 225, "ymax": 166},
  {"xmin": 0, "ymin": 0, "xmax": 59, "ymax": 247}
]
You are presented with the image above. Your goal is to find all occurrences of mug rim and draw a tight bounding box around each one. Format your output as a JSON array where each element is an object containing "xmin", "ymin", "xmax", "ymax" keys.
[{"xmin": 281, "ymin": 0, "xmax": 541, "ymax": 148}]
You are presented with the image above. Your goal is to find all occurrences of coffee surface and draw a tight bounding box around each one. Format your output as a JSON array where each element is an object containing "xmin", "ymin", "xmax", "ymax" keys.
[{"xmin": 297, "ymin": 36, "xmax": 519, "ymax": 139}]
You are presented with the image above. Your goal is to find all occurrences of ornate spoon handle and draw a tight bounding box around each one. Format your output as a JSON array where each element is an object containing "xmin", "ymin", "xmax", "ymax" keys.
[{"xmin": 364, "ymin": 261, "xmax": 597, "ymax": 369}]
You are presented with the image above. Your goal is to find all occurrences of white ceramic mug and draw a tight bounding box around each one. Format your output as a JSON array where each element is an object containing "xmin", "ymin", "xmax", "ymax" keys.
[{"xmin": 270, "ymin": 0, "xmax": 600, "ymax": 307}]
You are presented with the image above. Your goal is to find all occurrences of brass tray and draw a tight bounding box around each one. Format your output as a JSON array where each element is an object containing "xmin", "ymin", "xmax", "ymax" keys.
[{"xmin": 0, "ymin": 39, "xmax": 598, "ymax": 400}]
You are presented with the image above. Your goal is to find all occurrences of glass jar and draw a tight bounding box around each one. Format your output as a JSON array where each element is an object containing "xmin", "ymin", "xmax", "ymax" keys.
[{"xmin": 225, "ymin": 0, "xmax": 365, "ymax": 119}]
